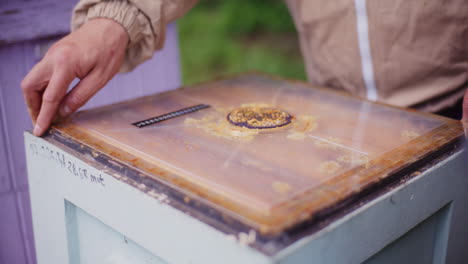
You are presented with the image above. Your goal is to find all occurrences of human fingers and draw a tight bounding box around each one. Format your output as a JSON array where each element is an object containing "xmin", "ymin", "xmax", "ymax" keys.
[
  {"xmin": 33, "ymin": 67, "xmax": 75, "ymax": 136},
  {"xmin": 58, "ymin": 69, "xmax": 107, "ymax": 118},
  {"xmin": 21, "ymin": 61, "xmax": 52, "ymax": 124}
]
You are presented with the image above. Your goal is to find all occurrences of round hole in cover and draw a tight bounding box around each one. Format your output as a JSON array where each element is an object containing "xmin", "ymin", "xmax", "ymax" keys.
[{"xmin": 227, "ymin": 105, "xmax": 292, "ymax": 129}]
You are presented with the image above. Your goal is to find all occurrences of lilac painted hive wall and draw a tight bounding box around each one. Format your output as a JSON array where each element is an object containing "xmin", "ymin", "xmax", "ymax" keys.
[{"xmin": 0, "ymin": 1, "xmax": 182, "ymax": 263}]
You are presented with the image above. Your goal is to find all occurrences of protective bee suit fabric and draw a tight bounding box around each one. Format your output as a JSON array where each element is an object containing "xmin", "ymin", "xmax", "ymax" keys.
[{"xmin": 73, "ymin": 0, "xmax": 468, "ymax": 112}]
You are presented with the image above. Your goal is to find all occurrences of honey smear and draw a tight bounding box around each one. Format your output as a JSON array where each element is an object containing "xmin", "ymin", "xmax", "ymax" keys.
[
  {"xmin": 287, "ymin": 115, "xmax": 318, "ymax": 140},
  {"xmin": 272, "ymin": 181, "xmax": 292, "ymax": 194},
  {"xmin": 319, "ymin": 161, "xmax": 342, "ymax": 175}
]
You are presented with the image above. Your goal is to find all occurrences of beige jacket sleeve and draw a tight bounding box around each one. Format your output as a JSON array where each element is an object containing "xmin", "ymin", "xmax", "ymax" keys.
[{"xmin": 72, "ymin": 0, "xmax": 198, "ymax": 72}]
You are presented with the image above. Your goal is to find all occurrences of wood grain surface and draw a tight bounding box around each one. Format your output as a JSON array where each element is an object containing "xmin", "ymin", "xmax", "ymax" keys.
[{"xmin": 53, "ymin": 73, "xmax": 464, "ymax": 234}]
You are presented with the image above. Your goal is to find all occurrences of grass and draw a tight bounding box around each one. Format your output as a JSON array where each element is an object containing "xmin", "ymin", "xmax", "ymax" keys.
[{"xmin": 177, "ymin": 0, "xmax": 306, "ymax": 85}]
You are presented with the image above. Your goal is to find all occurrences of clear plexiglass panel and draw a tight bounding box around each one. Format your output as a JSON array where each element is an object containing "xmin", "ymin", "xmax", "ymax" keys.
[{"xmin": 53, "ymin": 74, "xmax": 463, "ymax": 234}]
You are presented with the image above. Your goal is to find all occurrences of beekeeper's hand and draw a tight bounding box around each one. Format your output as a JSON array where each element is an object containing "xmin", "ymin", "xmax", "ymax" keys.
[{"xmin": 21, "ymin": 18, "xmax": 128, "ymax": 136}]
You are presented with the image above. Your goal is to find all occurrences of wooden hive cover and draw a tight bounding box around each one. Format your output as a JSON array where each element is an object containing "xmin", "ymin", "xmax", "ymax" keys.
[{"xmin": 53, "ymin": 74, "xmax": 463, "ymax": 234}]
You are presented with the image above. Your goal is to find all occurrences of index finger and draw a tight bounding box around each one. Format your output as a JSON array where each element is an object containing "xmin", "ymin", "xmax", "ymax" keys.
[{"xmin": 21, "ymin": 61, "xmax": 51, "ymax": 124}]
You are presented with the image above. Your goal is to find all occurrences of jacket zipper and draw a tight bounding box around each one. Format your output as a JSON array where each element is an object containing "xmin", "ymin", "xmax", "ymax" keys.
[{"xmin": 354, "ymin": 0, "xmax": 378, "ymax": 101}]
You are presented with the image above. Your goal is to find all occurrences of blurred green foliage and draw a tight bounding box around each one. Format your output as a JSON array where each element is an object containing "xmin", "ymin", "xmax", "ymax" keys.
[{"xmin": 178, "ymin": 0, "xmax": 306, "ymax": 85}]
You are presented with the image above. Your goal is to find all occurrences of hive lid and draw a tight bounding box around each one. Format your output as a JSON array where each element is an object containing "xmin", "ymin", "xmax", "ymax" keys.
[{"xmin": 52, "ymin": 73, "xmax": 463, "ymax": 234}]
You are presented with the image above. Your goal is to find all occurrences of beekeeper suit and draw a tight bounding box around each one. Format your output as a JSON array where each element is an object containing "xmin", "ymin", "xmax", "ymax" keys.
[
  {"xmin": 73, "ymin": 0, "xmax": 468, "ymax": 112},
  {"xmin": 22, "ymin": 0, "xmax": 468, "ymax": 136}
]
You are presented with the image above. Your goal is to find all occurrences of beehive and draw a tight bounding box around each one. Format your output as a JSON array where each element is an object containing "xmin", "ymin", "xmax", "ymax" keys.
[{"xmin": 52, "ymin": 73, "xmax": 463, "ymax": 234}]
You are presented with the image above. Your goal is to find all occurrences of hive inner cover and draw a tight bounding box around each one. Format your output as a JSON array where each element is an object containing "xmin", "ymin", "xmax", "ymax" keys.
[{"xmin": 54, "ymin": 74, "xmax": 463, "ymax": 234}]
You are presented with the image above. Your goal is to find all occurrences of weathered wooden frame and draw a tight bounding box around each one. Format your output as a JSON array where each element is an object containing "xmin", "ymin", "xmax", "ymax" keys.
[{"xmin": 26, "ymin": 130, "xmax": 468, "ymax": 263}]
